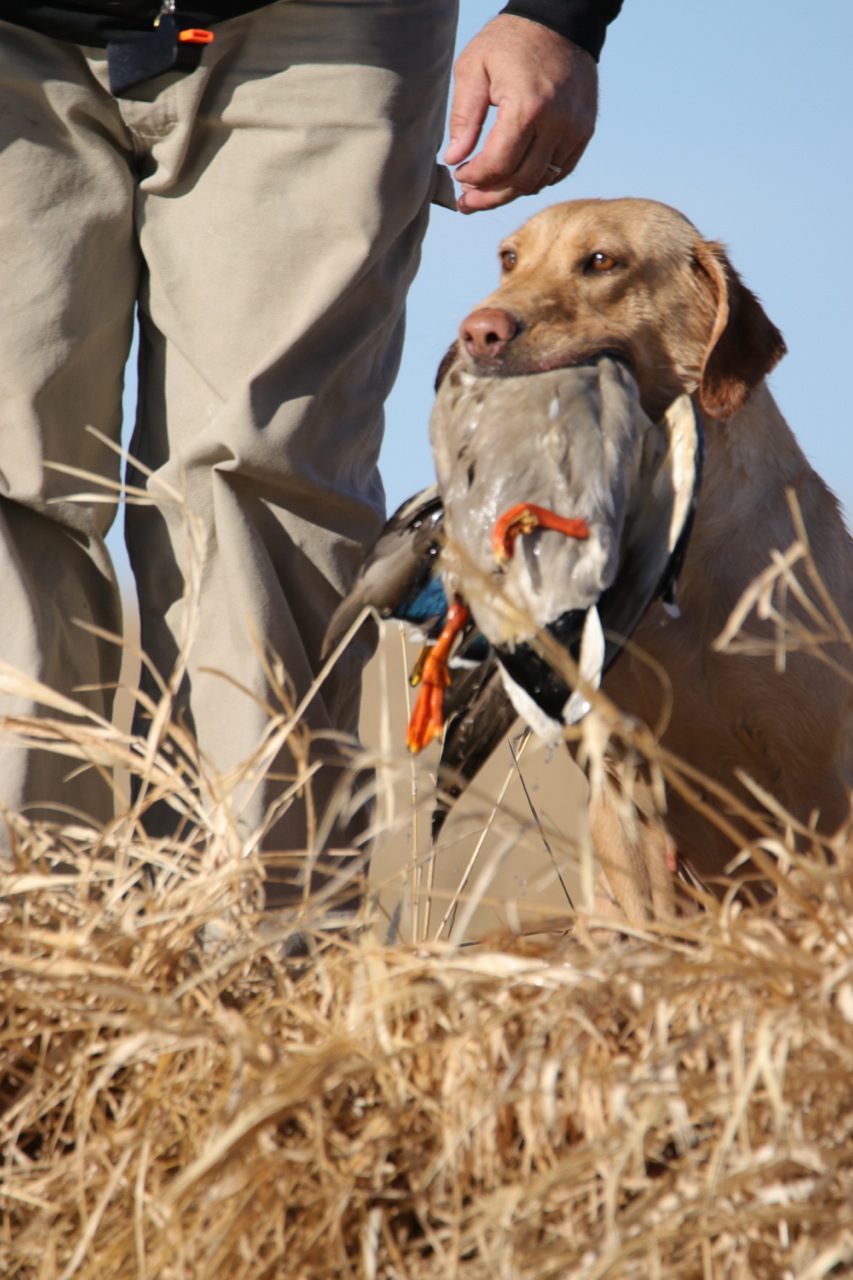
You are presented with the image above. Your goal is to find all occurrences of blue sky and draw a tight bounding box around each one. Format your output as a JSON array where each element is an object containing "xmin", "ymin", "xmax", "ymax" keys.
[{"xmin": 117, "ymin": 0, "xmax": 853, "ymax": 580}]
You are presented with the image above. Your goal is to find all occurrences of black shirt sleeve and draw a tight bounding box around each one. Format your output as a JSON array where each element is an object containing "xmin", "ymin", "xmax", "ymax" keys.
[{"xmin": 498, "ymin": 0, "xmax": 624, "ymax": 62}]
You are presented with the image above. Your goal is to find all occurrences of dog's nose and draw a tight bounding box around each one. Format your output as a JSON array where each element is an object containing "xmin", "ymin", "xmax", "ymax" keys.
[{"xmin": 460, "ymin": 307, "xmax": 519, "ymax": 361}]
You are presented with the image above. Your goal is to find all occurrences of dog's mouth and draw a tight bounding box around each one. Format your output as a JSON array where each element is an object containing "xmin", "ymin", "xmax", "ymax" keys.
[
  {"xmin": 465, "ymin": 344, "xmax": 634, "ymax": 380},
  {"xmin": 530, "ymin": 346, "xmax": 634, "ymax": 377}
]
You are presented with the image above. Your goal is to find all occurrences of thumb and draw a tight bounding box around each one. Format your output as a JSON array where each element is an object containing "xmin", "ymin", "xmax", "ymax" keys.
[{"xmin": 444, "ymin": 56, "xmax": 492, "ymax": 167}]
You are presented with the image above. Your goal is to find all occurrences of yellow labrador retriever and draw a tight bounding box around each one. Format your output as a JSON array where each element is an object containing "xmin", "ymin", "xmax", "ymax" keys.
[{"xmin": 454, "ymin": 198, "xmax": 853, "ymax": 921}]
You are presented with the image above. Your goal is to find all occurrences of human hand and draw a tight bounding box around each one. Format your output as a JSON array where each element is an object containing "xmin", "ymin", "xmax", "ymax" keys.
[{"xmin": 445, "ymin": 15, "xmax": 599, "ymax": 214}]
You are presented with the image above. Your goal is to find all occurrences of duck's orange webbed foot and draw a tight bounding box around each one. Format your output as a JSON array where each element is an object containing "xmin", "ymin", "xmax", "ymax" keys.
[
  {"xmin": 406, "ymin": 601, "xmax": 470, "ymax": 753},
  {"xmin": 492, "ymin": 502, "xmax": 590, "ymax": 565}
]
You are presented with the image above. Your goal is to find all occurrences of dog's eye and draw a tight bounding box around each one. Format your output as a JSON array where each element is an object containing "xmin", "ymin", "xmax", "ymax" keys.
[
  {"xmin": 500, "ymin": 249, "xmax": 517, "ymax": 272},
  {"xmin": 586, "ymin": 251, "xmax": 617, "ymax": 273}
]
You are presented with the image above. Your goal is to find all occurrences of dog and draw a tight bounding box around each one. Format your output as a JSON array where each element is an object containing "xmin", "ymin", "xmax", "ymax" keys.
[{"xmin": 449, "ymin": 197, "xmax": 853, "ymax": 922}]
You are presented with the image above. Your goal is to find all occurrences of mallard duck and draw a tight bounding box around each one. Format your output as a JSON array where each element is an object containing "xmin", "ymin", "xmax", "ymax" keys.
[
  {"xmin": 324, "ymin": 357, "xmax": 702, "ymax": 832},
  {"xmin": 429, "ymin": 356, "xmax": 702, "ymax": 740}
]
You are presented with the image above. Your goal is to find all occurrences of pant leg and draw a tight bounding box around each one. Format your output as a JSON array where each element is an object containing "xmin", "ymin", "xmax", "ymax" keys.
[
  {"xmin": 119, "ymin": 0, "xmax": 458, "ymax": 873},
  {"xmin": 0, "ymin": 21, "xmax": 138, "ymax": 838}
]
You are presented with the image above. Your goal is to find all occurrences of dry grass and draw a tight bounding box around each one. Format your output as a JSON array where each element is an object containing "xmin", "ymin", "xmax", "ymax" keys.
[
  {"xmin": 3, "ymin": 826, "xmax": 853, "ymax": 1279},
  {"xmin": 2, "ymin": 483, "xmax": 853, "ymax": 1279}
]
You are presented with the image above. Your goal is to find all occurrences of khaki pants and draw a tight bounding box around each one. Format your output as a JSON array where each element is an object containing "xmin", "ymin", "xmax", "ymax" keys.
[{"xmin": 0, "ymin": 0, "xmax": 457, "ymax": 866}]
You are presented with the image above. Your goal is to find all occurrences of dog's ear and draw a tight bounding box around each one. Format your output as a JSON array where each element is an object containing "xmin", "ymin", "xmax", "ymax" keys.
[
  {"xmin": 434, "ymin": 340, "xmax": 461, "ymax": 391},
  {"xmin": 692, "ymin": 239, "xmax": 787, "ymax": 420}
]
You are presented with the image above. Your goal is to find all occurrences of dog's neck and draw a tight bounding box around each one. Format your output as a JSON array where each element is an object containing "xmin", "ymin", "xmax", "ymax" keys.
[
  {"xmin": 695, "ymin": 380, "xmax": 811, "ymax": 503},
  {"xmin": 679, "ymin": 378, "xmax": 853, "ymax": 621}
]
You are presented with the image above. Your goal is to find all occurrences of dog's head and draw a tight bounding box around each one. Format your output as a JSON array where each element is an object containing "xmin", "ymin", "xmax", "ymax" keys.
[{"xmin": 440, "ymin": 198, "xmax": 786, "ymax": 422}]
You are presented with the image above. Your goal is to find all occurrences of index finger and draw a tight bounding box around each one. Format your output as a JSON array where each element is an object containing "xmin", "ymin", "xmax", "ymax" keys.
[{"xmin": 451, "ymin": 97, "xmax": 536, "ymax": 190}]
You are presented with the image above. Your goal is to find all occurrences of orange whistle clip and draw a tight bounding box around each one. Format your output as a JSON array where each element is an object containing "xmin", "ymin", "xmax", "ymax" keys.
[{"xmin": 178, "ymin": 28, "xmax": 215, "ymax": 44}]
